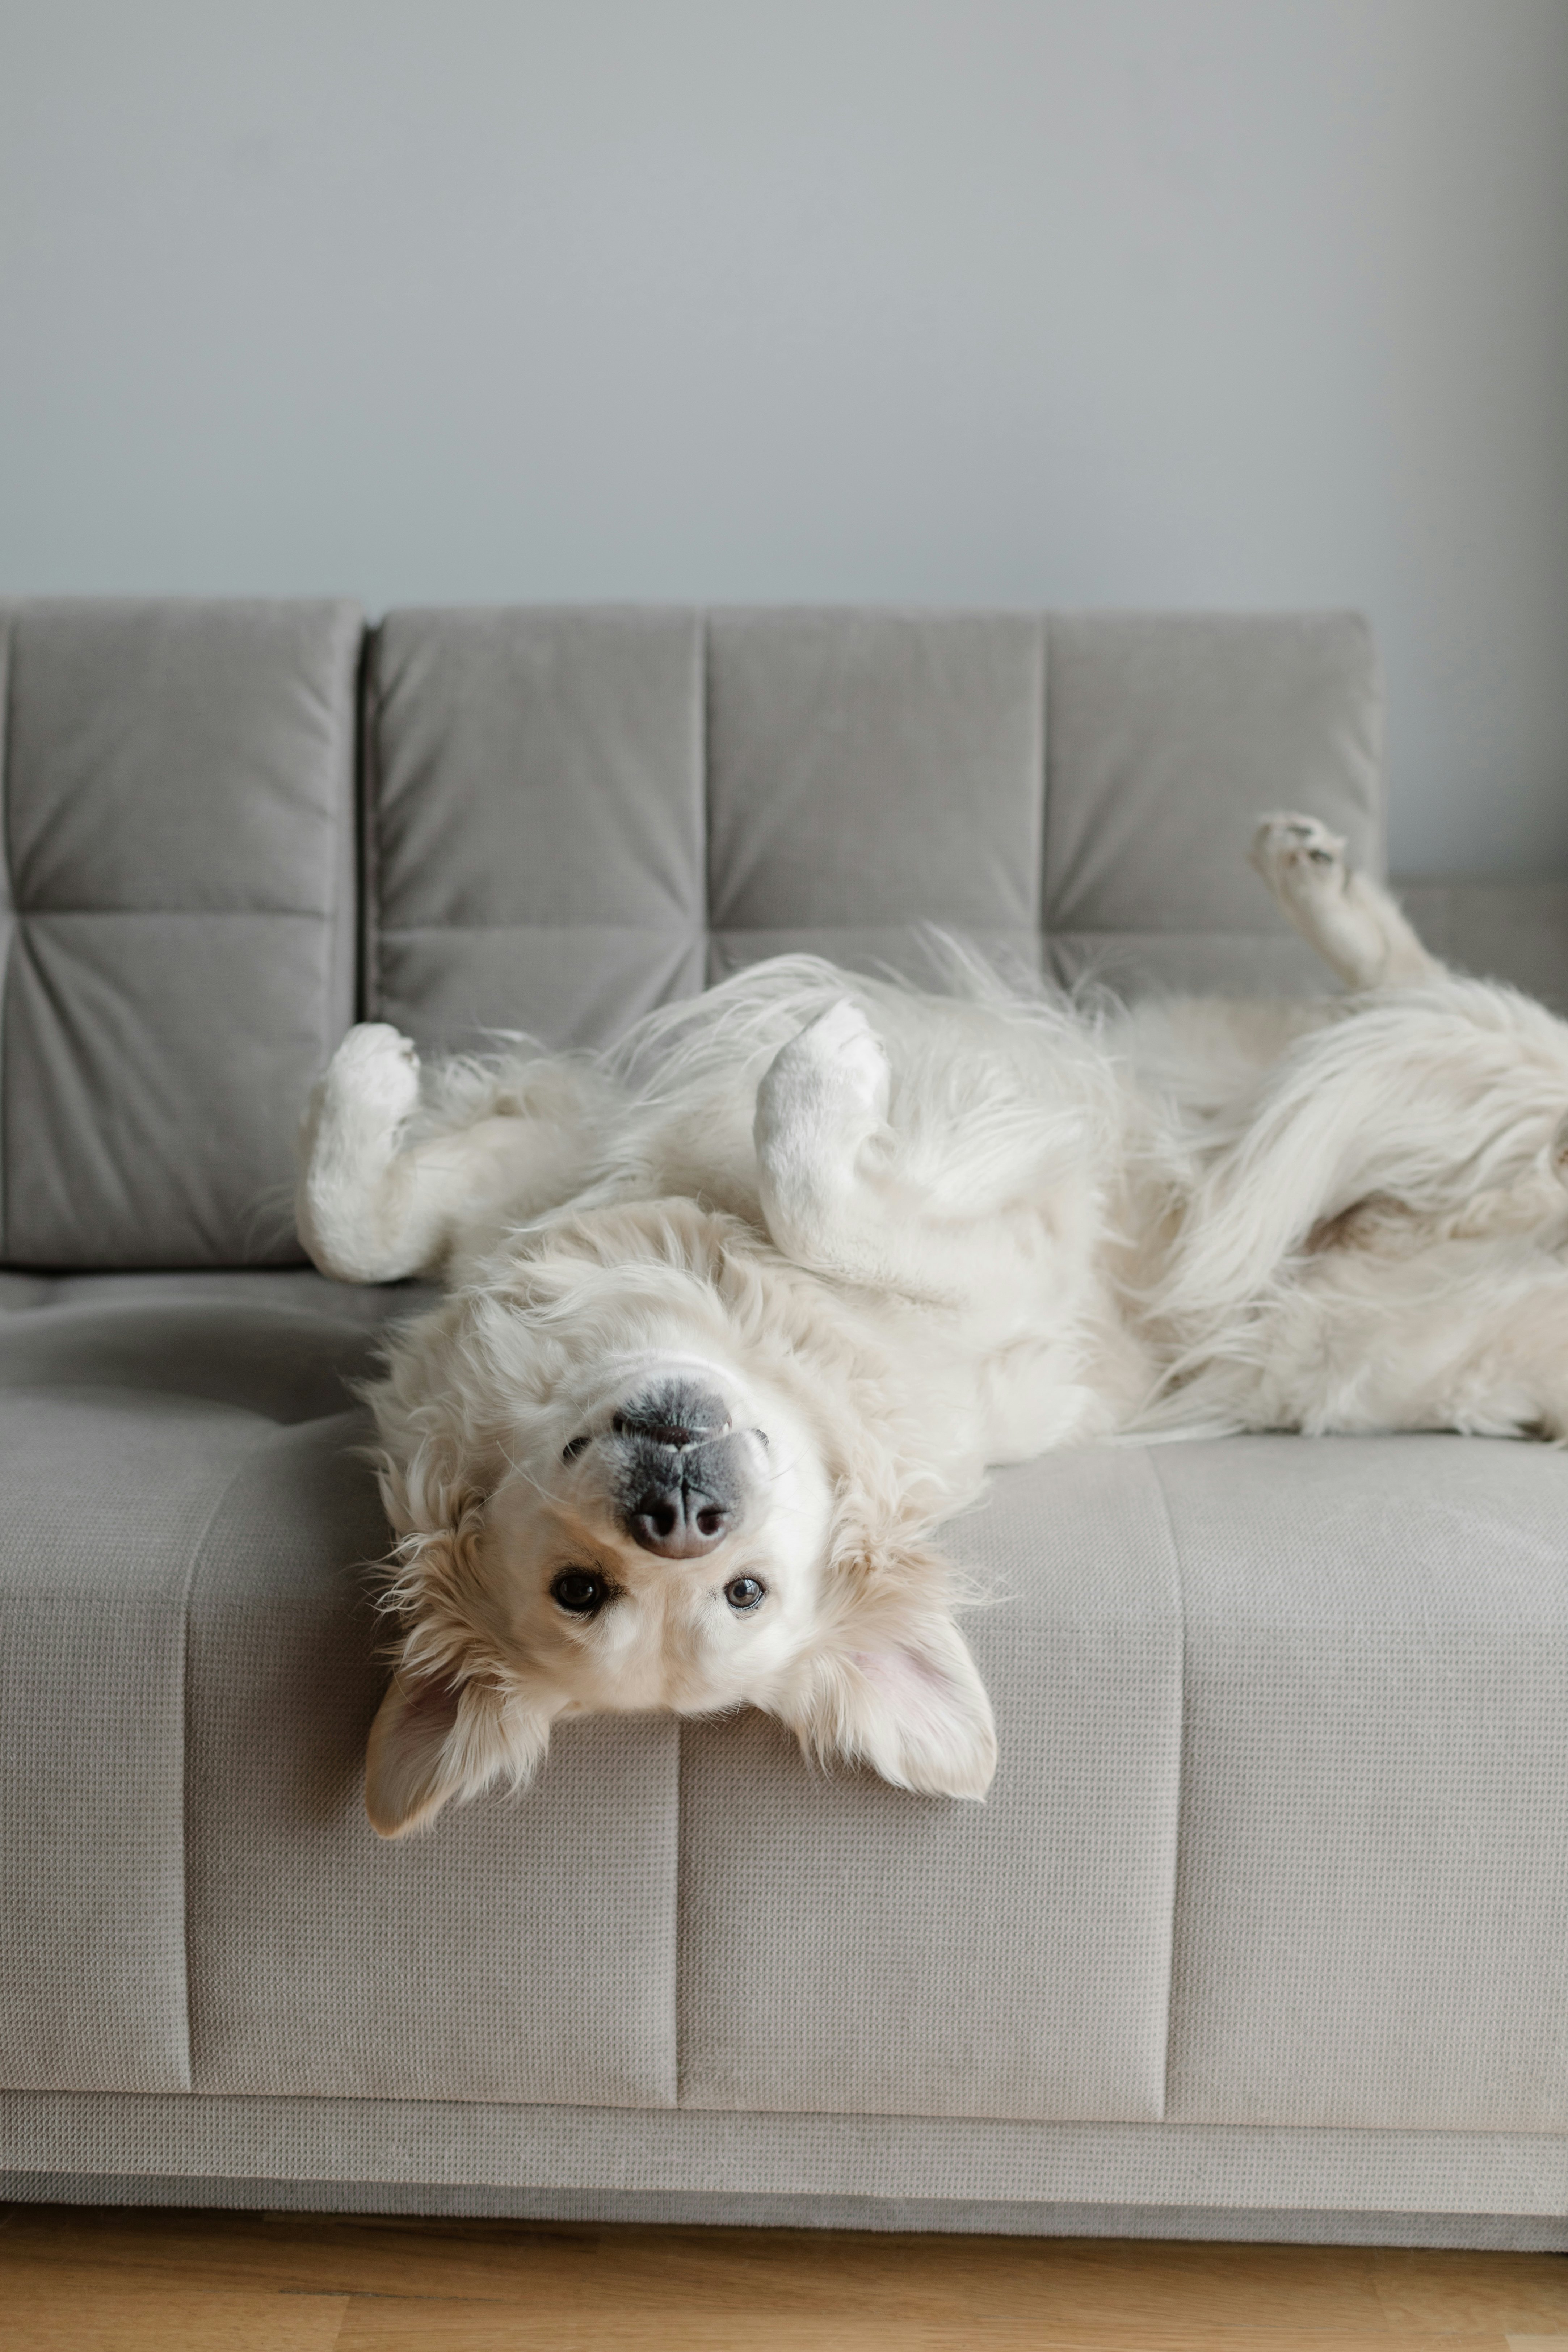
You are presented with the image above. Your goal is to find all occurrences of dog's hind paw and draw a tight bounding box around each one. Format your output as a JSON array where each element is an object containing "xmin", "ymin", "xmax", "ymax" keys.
[{"xmin": 1251, "ymin": 811, "xmax": 1350, "ymax": 902}]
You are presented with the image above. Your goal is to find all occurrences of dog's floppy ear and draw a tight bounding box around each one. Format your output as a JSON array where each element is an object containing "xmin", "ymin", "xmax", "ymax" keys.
[
  {"xmin": 777, "ymin": 1562, "xmax": 998, "ymax": 1802},
  {"xmin": 364, "ymin": 1668, "xmax": 562, "ymax": 1838}
]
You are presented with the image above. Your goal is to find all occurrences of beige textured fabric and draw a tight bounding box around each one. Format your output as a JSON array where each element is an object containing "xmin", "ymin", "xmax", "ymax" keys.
[
  {"xmin": 0, "ymin": 1274, "xmax": 676, "ymax": 2110},
  {"xmin": 0, "ymin": 1390, "xmax": 256, "ymax": 2093},
  {"xmin": 1156, "ymin": 1435, "xmax": 1568, "ymax": 2132},
  {"xmin": 0, "ymin": 1288, "xmax": 392, "ymax": 2096},
  {"xmin": 8, "ymin": 2092, "xmax": 1568, "ymax": 2221},
  {"xmin": 186, "ymin": 1443, "xmax": 681, "ymax": 2105},
  {"xmin": 678, "ymin": 1449, "xmax": 1182, "ymax": 2121},
  {"xmin": 4, "ymin": 2173, "xmax": 1567, "ymax": 2250}
]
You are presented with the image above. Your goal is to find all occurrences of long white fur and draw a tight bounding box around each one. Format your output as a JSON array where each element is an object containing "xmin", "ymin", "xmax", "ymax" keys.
[{"xmin": 297, "ymin": 813, "xmax": 1568, "ymax": 1834}]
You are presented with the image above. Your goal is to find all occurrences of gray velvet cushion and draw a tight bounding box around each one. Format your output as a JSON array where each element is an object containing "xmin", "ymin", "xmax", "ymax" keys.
[
  {"xmin": 0, "ymin": 599, "xmax": 361, "ymax": 1269},
  {"xmin": 1397, "ymin": 879, "xmax": 1568, "ymax": 1014},
  {"xmin": 0, "ymin": 603, "xmax": 1380, "ymax": 1270},
  {"xmin": 1044, "ymin": 612, "xmax": 1383, "ymax": 996},
  {"xmin": 366, "ymin": 607, "xmax": 707, "ymax": 1054},
  {"xmin": 364, "ymin": 607, "xmax": 1382, "ymax": 1050}
]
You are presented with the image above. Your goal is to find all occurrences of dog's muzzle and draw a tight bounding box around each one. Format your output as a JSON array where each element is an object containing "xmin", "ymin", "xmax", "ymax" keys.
[{"xmin": 610, "ymin": 1379, "xmax": 749, "ymax": 1560}]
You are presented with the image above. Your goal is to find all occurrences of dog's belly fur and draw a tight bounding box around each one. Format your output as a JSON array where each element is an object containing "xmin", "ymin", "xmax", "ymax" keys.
[{"xmin": 351, "ymin": 958, "xmax": 1568, "ymax": 1459}]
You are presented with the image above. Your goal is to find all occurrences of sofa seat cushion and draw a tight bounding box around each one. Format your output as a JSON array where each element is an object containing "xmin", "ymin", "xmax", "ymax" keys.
[
  {"xmin": 8, "ymin": 1263, "xmax": 1567, "ymax": 2134},
  {"xmin": 677, "ymin": 1435, "xmax": 1568, "ymax": 2131},
  {"xmin": 1156, "ymin": 1433, "xmax": 1568, "ymax": 2132},
  {"xmin": 0, "ymin": 1271, "xmax": 398, "ymax": 2097},
  {"xmin": 0, "ymin": 1272, "xmax": 682, "ymax": 2110}
]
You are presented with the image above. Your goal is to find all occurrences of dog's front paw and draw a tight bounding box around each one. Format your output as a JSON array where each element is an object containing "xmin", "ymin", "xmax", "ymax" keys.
[
  {"xmin": 301, "ymin": 1024, "xmax": 423, "ymax": 1163},
  {"xmin": 1251, "ymin": 811, "xmax": 1350, "ymax": 904},
  {"xmin": 754, "ymin": 1000, "xmax": 892, "ymax": 1236},
  {"xmin": 324, "ymin": 1023, "xmax": 422, "ymax": 1123},
  {"xmin": 758, "ymin": 999, "xmax": 891, "ymax": 1138}
]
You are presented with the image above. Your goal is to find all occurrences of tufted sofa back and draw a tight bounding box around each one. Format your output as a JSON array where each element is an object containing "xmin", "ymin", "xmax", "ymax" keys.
[
  {"xmin": 366, "ymin": 607, "xmax": 1382, "ymax": 1051},
  {"xmin": 0, "ymin": 601, "xmax": 1380, "ymax": 1268},
  {"xmin": 0, "ymin": 599, "xmax": 360, "ymax": 1269}
]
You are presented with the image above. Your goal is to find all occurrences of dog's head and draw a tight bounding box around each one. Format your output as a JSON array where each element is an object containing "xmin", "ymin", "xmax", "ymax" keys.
[{"xmin": 363, "ymin": 1201, "xmax": 996, "ymax": 1834}]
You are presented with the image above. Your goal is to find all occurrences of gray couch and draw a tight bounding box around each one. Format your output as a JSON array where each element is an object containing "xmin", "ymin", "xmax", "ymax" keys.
[{"xmin": 5, "ymin": 598, "xmax": 1568, "ymax": 2251}]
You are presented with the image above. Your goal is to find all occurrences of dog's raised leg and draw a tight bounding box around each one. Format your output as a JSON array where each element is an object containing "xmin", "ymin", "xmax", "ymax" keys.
[
  {"xmin": 297, "ymin": 1025, "xmax": 432, "ymax": 1281},
  {"xmin": 753, "ymin": 996, "xmax": 1036, "ymax": 1314},
  {"xmin": 753, "ymin": 999, "xmax": 895, "ymax": 1286},
  {"xmin": 1251, "ymin": 813, "xmax": 1439, "ymax": 990},
  {"xmin": 297, "ymin": 1024, "xmax": 595, "ymax": 1284}
]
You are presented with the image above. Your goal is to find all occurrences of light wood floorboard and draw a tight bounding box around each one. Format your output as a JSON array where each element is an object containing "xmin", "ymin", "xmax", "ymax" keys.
[{"xmin": 2, "ymin": 2204, "xmax": 1567, "ymax": 2350}]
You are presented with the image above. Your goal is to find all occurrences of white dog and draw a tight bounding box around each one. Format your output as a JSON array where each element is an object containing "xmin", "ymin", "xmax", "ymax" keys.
[{"xmin": 298, "ymin": 817, "xmax": 1568, "ymax": 1835}]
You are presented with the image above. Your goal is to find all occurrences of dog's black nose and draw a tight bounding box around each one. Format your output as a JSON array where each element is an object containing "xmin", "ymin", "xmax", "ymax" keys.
[
  {"xmin": 627, "ymin": 1481, "xmax": 731, "ymax": 1559},
  {"xmin": 612, "ymin": 1381, "xmax": 746, "ymax": 1558}
]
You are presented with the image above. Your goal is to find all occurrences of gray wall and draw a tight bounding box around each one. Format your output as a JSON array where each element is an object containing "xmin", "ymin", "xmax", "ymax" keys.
[{"xmin": 2, "ymin": 0, "xmax": 1566, "ymax": 878}]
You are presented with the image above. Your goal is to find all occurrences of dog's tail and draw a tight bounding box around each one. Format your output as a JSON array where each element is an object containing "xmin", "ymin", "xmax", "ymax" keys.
[{"xmin": 1152, "ymin": 979, "xmax": 1568, "ymax": 1338}]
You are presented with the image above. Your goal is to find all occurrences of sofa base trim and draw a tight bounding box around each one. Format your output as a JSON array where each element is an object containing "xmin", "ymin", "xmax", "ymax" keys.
[
  {"xmin": 2, "ymin": 2172, "xmax": 1566, "ymax": 2250},
  {"xmin": 5, "ymin": 2094, "xmax": 1568, "ymax": 2238}
]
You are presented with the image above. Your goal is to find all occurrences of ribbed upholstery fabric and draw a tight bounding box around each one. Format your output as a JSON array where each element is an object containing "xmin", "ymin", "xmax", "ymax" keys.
[
  {"xmin": 1157, "ymin": 1435, "xmax": 1568, "ymax": 2132},
  {"xmin": 0, "ymin": 1288, "xmax": 389, "ymax": 2094},
  {"xmin": 11, "ymin": 2171, "xmax": 1568, "ymax": 2250},
  {"xmin": 187, "ymin": 1530, "xmax": 680, "ymax": 2106},
  {"xmin": 0, "ymin": 600, "xmax": 361, "ymax": 1267},
  {"xmin": 10, "ymin": 2093, "xmax": 1568, "ymax": 2230},
  {"xmin": 677, "ymin": 1448, "xmax": 1183, "ymax": 2122},
  {"xmin": 364, "ymin": 607, "xmax": 1383, "ymax": 1050}
]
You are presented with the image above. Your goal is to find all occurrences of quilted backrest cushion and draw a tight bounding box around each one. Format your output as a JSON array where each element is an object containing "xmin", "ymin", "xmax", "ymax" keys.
[
  {"xmin": 0, "ymin": 600, "xmax": 361, "ymax": 1268},
  {"xmin": 367, "ymin": 608, "xmax": 705, "ymax": 1051},
  {"xmin": 367, "ymin": 606, "xmax": 1382, "ymax": 1052},
  {"xmin": 1046, "ymin": 613, "xmax": 1385, "ymax": 995}
]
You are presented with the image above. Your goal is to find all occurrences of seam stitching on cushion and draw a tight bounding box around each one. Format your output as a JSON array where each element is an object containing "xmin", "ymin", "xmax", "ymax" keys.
[
  {"xmin": 361, "ymin": 625, "xmax": 383, "ymax": 1024},
  {"xmin": 371, "ymin": 919, "xmax": 703, "ymax": 935},
  {"xmin": 1139, "ymin": 1444, "xmax": 1187, "ymax": 2128},
  {"xmin": 1036, "ymin": 613, "xmax": 1048, "ymax": 938},
  {"xmin": 322, "ymin": 606, "xmax": 353, "ymax": 1081},
  {"xmin": 5, "ymin": 904, "xmax": 328, "ymax": 921},
  {"xmin": 0, "ymin": 609, "xmax": 15, "ymax": 1265},
  {"xmin": 1039, "ymin": 614, "xmax": 1054, "ymax": 937},
  {"xmin": 700, "ymin": 611, "xmax": 713, "ymax": 978},
  {"xmin": 673, "ymin": 1722, "xmax": 688, "ymax": 2111},
  {"xmin": 1364, "ymin": 614, "xmax": 1390, "ymax": 883},
  {"xmin": 177, "ymin": 1424, "xmax": 285, "ymax": 2096}
]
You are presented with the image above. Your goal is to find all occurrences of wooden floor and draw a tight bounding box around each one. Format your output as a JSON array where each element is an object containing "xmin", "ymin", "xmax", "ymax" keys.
[{"xmin": 3, "ymin": 2204, "xmax": 1568, "ymax": 2350}]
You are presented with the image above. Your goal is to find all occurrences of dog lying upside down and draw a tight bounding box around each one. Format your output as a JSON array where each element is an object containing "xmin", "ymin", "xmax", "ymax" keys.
[{"xmin": 297, "ymin": 816, "xmax": 1568, "ymax": 1834}]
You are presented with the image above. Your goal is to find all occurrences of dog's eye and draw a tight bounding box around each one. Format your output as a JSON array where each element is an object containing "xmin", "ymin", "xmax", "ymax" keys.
[
  {"xmin": 561, "ymin": 1434, "xmax": 591, "ymax": 1464},
  {"xmin": 723, "ymin": 1576, "xmax": 766, "ymax": 1613},
  {"xmin": 551, "ymin": 1568, "xmax": 605, "ymax": 1616}
]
